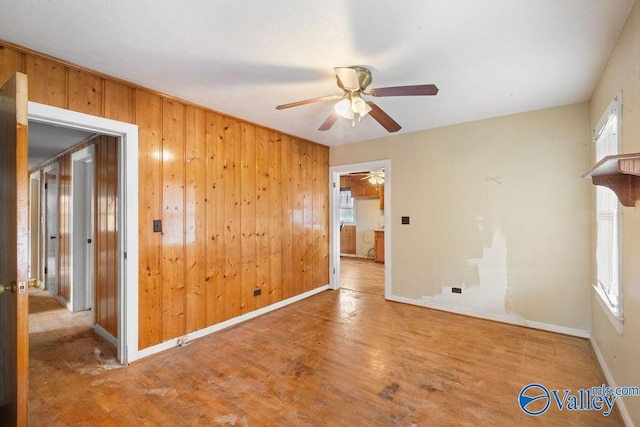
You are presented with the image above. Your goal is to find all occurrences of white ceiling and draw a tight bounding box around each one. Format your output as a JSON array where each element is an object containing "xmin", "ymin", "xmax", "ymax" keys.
[{"xmin": 0, "ymin": 0, "xmax": 634, "ymax": 147}]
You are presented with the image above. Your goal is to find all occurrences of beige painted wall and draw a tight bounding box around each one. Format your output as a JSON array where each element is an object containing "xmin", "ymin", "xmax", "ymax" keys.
[
  {"xmin": 355, "ymin": 198, "xmax": 384, "ymax": 257},
  {"xmin": 331, "ymin": 102, "xmax": 592, "ymax": 333},
  {"xmin": 590, "ymin": 1, "xmax": 640, "ymax": 423}
]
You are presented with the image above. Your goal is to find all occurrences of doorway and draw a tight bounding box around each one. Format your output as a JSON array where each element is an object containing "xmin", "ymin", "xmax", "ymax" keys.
[
  {"xmin": 28, "ymin": 101, "xmax": 139, "ymax": 364},
  {"xmin": 329, "ymin": 160, "xmax": 391, "ymax": 297}
]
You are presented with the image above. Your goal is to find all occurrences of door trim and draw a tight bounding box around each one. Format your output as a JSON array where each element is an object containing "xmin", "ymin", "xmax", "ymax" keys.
[
  {"xmin": 70, "ymin": 145, "xmax": 95, "ymax": 314},
  {"xmin": 329, "ymin": 159, "xmax": 391, "ymax": 298},
  {"xmin": 42, "ymin": 162, "xmax": 59, "ymax": 298},
  {"xmin": 28, "ymin": 102, "xmax": 139, "ymax": 364}
]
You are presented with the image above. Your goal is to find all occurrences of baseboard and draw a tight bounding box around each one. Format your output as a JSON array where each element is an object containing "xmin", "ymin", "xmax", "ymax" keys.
[
  {"xmin": 137, "ymin": 285, "xmax": 331, "ymax": 360},
  {"xmin": 590, "ymin": 337, "xmax": 634, "ymax": 426},
  {"xmin": 386, "ymin": 294, "xmax": 591, "ymax": 338},
  {"xmin": 54, "ymin": 294, "xmax": 72, "ymax": 311},
  {"xmin": 340, "ymin": 253, "xmax": 370, "ymax": 259},
  {"xmin": 93, "ymin": 323, "xmax": 118, "ymax": 348}
]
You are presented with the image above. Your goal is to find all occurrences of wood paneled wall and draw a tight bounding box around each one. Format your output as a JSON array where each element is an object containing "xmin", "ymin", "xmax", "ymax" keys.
[
  {"xmin": 1, "ymin": 41, "xmax": 330, "ymax": 350},
  {"xmin": 94, "ymin": 135, "xmax": 119, "ymax": 338}
]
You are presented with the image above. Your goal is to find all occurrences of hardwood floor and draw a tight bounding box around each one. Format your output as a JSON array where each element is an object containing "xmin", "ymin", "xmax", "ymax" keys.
[
  {"xmin": 29, "ymin": 285, "xmax": 622, "ymax": 425},
  {"xmin": 340, "ymin": 256, "xmax": 384, "ymax": 295}
]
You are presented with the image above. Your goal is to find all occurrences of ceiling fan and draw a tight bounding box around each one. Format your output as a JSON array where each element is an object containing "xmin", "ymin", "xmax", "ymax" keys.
[{"xmin": 275, "ymin": 66, "xmax": 438, "ymax": 133}]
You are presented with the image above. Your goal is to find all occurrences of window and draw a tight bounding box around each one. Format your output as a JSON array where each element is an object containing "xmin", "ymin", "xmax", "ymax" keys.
[
  {"xmin": 594, "ymin": 93, "xmax": 622, "ymax": 326},
  {"xmin": 339, "ymin": 189, "xmax": 355, "ymax": 224}
]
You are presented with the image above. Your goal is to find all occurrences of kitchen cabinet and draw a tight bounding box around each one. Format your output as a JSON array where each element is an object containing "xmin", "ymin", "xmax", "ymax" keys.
[
  {"xmin": 340, "ymin": 225, "xmax": 356, "ymax": 254},
  {"xmin": 374, "ymin": 230, "xmax": 384, "ymax": 263}
]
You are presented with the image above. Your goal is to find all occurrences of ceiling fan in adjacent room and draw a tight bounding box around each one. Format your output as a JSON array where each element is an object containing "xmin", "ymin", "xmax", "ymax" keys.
[{"xmin": 275, "ymin": 66, "xmax": 438, "ymax": 133}]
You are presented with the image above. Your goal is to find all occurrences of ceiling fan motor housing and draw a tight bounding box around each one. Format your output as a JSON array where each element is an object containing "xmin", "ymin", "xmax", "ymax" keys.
[{"xmin": 335, "ymin": 66, "xmax": 372, "ymax": 91}]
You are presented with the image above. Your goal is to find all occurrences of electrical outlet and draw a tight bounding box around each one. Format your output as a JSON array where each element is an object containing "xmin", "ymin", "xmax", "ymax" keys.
[
  {"xmin": 254, "ymin": 289, "xmax": 262, "ymax": 297},
  {"xmin": 401, "ymin": 216, "xmax": 410, "ymax": 225},
  {"xmin": 153, "ymin": 219, "xmax": 162, "ymax": 233},
  {"xmin": 452, "ymin": 287, "xmax": 462, "ymax": 294}
]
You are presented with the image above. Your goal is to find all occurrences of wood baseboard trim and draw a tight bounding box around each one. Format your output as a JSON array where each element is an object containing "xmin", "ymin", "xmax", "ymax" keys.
[
  {"xmin": 386, "ymin": 294, "xmax": 591, "ymax": 338},
  {"xmin": 137, "ymin": 285, "xmax": 331, "ymax": 360}
]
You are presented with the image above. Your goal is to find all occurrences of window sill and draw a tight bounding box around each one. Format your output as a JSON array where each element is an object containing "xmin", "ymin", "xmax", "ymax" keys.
[{"xmin": 593, "ymin": 285, "xmax": 623, "ymax": 335}]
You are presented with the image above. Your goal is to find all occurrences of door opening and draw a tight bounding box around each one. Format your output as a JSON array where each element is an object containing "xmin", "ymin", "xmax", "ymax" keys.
[
  {"xmin": 329, "ymin": 160, "xmax": 391, "ymax": 298},
  {"xmin": 28, "ymin": 102, "xmax": 139, "ymax": 364}
]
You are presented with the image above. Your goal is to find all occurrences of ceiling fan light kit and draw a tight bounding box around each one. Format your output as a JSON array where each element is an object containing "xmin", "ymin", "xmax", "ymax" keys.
[{"xmin": 275, "ymin": 66, "xmax": 438, "ymax": 133}]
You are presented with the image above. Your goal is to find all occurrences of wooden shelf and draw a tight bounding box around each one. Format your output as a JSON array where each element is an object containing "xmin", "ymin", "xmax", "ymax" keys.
[{"xmin": 583, "ymin": 153, "xmax": 640, "ymax": 207}]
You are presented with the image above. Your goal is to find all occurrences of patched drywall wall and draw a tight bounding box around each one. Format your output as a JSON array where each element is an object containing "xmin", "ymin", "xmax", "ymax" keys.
[
  {"xmin": 422, "ymin": 227, "xmax": 509, "ymax": 315},
  {"xmin": 331, "ymin": 101, "xmax": 592, "ymax": 333}
]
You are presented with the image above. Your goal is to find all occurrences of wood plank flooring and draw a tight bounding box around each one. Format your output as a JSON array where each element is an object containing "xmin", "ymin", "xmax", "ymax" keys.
[
  {"xmin": 29, "ymin": 282, "xmax": 622, "ymax": 425},
  {"xmin": 340, "ymin": 256, "xmax": 384, "ymax": 296}
]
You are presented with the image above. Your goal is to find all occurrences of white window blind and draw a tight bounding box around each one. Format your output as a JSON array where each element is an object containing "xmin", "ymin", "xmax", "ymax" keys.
[
  {"xmin": 594, "ymin": 94, "xmax": 621, "ymax": 313},
  {"xmin": 339, "ymin": 190, "xmax": 355, "ymax": 223}
]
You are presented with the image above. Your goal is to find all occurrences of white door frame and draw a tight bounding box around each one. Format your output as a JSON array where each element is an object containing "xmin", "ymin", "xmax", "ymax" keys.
[
  {"xmin": 28, "ymin": 102, "xmax": 139, "ymax": 364},
  {"xmin": 70, "ymin": 145, "xmax": 95, "ymax": 314},
  {"xmin": 28, "ymin": 171, "xmax": 41, "ymax": 282},
  {"xmin": 329, "ymin": 159, "xmax": 392, "ymax": 298},
  {"xmin": 42, "ymin": 162, "xmax": 59, "ymax": 298}
]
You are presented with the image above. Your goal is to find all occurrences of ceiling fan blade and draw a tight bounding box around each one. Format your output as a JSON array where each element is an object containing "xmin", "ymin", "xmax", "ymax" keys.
[
  {"xmin": 369, "ymin": 84, "xmax": 439, "ymax": 97},
  {"xmin": 318, "ymin": 111, "xmax": 340, "ymax": 131},
  {"xmin": 334, "ymin": 67, "xmax": 360, "ymax": 91},
  {"xmin": 276, "ymin": 95, "xmax": 342, "ymax": 110},
  {"xmin": 366, "ymin": 102, "xmax": 401, "ymax": 133}
]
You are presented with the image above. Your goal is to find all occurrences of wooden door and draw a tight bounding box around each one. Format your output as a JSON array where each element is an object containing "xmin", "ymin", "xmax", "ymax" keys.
[{"xmin": 0, "ymin": 73, "xmax": 29, "ymax": 425}]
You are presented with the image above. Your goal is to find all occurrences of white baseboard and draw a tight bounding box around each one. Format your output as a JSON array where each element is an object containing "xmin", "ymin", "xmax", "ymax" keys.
[
  {"xmin": 386, "ymin": 294, "xmax": 591, "ymax": 338},
  {"xmin": 54, "ymin": 294, "xmax": 72, "ymax": 311},
  {"xmin": 137, "ymin": 285, "xmax": 331, "ymax": 360},
  {"xmin": 590, "ymin": 337, "xmax": 634, "ymax": 426},
  {"xmin": 93, "ymin": 323, "xmax": 118, "ymax": 348}
]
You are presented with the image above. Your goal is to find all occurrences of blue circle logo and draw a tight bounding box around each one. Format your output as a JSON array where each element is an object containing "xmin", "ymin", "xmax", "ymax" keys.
[{"xmin": 518, "ymin": 383, "xmax": 551, "ymax": 416}]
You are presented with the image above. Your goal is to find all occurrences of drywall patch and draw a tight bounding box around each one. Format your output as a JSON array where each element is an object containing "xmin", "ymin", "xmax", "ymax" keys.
[{"xmin": 422, "ymin": 228, "xmax": 508, "ymax": 314}]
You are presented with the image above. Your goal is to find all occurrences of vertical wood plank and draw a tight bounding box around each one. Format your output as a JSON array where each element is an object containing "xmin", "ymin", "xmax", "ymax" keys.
[
  {"xmin": 58, "ymin": 155, "xmax": 70, "ymax": 302},
  {"xmin": 94, "ymin": 135, "xmax": 119, "ymax": 338},
  {"xmin": 223, "ymin": 117, "xmax": 242, "ymax": 320},
  {"xmin": 301, "ymin": 140, "xmax": 313, "ymax": 292},
  {"xmin": 240, "ymin": 123, "xmax": 257, "ymax": 314},
  {"xmin": 313, "ymin": 144, "xmax": 329, "ymax": 287},
  {"xmin": 135, "ymin": 90, "xmax": 163, "ymax": 348},
  {"xmin": 0, "ymin": 45, "xmax": 24, "ymax": 86},
  {"xmin": 205, "ymin": 113, "xmax": 226, "ymax": 325},
  {"xmin": 280, "ymin": 135, "xmax": 294, "ymax": 299},
  {"xmin": 268, "ymin": 131, "xmax": 282, "ymax": 305},
  {"xmin": 255, "ymin": 128, "xmax": 270, "ymax": 309},
  {"xmin": 24, "ymin": 55, "xmax": 66, "ymax": 108},
  {"xmin": 161, "ymin": 99, "xmax": 186, "ymax": 341},
  {"xmin": 184, "ymin": 106, "xmax": 207, "ymax": 333},
  {"xmin": 291, "ymin": 139, "xmax": 304, "ymax": 296},
  {"xmin": 68, "ymin": 69, "xmax": 103, "ymax": 116},
  {"xmin": 104, "ymin": 80, "xmax": 134, "ymax": 123},
  {"xmin": 95, "ymin": 138, "xmax": 106, "ymax": 333},
  {"xmin": 106, "ymin": 136, "xmax": 119, "ymax": 336}
]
